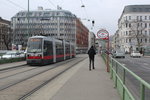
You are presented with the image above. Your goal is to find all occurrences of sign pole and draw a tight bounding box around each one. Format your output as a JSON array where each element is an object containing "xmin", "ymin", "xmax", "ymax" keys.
[
  {"xmin": 106, "ymin": 34, "xmax": 110, "ymax": 72},
  {"xmin": 97, "ymin": 29, "xmax": 109, "ymax": 72}
]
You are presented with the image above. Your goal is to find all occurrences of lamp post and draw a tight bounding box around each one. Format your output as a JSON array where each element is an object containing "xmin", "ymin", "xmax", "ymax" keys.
[{"xmin": 27, "ymin": 0, "xmax": 29, "ymax": 40}]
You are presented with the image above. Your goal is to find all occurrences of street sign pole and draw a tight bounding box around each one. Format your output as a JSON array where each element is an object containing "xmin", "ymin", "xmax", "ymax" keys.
[
  {"xmin": 106, "ymin": 34, "xmax": 110, "ymax": 72},
  {"xmin": 97, "ymin": 29, "xmax": 109, "ymax": 72}
]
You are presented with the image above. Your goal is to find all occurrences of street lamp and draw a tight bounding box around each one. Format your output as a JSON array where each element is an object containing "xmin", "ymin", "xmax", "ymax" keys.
[{"xmin": 81, "ymin": 5, "xmax": 85, "ymax": 7}]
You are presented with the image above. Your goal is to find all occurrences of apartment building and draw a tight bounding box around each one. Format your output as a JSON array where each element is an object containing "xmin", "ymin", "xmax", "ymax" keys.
[
  {"xmin": 11, "ymin": 7, "xmax": 89, "ymax": 52},
  {"xmin": 115, "ymin": 5, "xmax": 150, "ymax": 53},
  {"xmin": 76, "ymin": 18, "xmax": 89, "ymax": 53},
  {"xmin": 11, "ymin": 7, "xmax": 76, "ymax": 49}
]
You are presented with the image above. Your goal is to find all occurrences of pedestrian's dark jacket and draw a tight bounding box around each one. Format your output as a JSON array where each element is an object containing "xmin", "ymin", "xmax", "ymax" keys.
[{"xmin": 88, "ymin": 46, "xmax": 96, "ymax": 60}]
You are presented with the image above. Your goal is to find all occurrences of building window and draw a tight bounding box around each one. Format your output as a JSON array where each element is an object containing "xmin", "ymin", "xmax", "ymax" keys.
[
  {"xmin": 137, "ymin": 23, "xmax": 140, "ymax": 27},
  {"xmin": 129, "ymin": 39, "xmax": 131, "ymax": 42},
  {"xmin": 145, "ymin": 38, "xmax": 147, "ymax": 43},
  {"xmin": 126, "ymin": 31, "xmax": 128, "ymax": 36},
  {"xmin": 141, "ymin": 30, "xmax": 142, "ymax": 35},
  {"xmin": 137, "ymin": 16, "xmax": 139, "ymax": 20},
  {"xmin": 126, "ymin": 23, "xmax": 128, "ymax": 27},
  {"xmin": 140, "ymin": 16, "xmax": 142, "ymax": 21},
  {"xmin": 145, "ymin": 23, "xmax": 147, "ymax": 28},
  {"xmin": 133, "ymin": 8, "xmax": 137, "ymax": 12},
  {"xmin": 129, "ymin": 16, "xmax": 131, "ymax": 20},
  {"xmin": 145, "ymin": 16, "xmax": 147, "ymax": 20},
  {"xmin": 129, "ymin": 23, "xmax": 131, "ymax": 28},
  {"xmin": 145, "ymin": 30, "xmax": 147, "ymax": 35},
  {"xmin": 139, "ymin": 8, "xmax": 142, "ymax": 12},
  {"xmin": 129, "ymin": 31, "xmax": 131, "ymax": 35},
  {"xmin": 141, "ymin": 39, "xmax": 142, "ymax": 42},
  {"xmin": 140, "ymin": 23, "xmax": 143, "ymax": 27}
]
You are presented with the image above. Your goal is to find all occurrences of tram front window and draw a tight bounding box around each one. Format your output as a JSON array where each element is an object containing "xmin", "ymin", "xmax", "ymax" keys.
[{"xmin": 27, "ymin": 38, "xmax": 42, "ymax": 53}]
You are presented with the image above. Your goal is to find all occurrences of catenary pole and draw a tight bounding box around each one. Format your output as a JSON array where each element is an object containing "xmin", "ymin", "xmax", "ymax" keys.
[{"xmin": 27, "ymin": 0, "xmax": 29, "ymax": 42}]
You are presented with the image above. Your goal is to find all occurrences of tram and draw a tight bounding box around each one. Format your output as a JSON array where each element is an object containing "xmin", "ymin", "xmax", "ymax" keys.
[{"xmin": 26, "ymin": 36, "xmax": 75, "ymax": 65}]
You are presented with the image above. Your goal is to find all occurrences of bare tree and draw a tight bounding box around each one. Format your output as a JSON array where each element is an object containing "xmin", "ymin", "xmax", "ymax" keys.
[
  {"xmin": 0, "ymin": 25, "xmax": 12, "ymax": 50},
  {"xmin": 126, "ymin": 19, "xmax": 146, "ymax": 53}
]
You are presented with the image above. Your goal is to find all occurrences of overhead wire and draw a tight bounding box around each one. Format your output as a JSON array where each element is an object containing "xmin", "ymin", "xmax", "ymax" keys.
[
  {"xmin": 47, "ymin": 0, "xmax": 57, "ymax": 8},
  {"xmin": 80, "ymin": 0, "xmax": 84, "ymax": 6},
  {"xmin": 6, "ymin": 0, "xmax": 25, "ymax": 10},
  {"xmin": 80, "ymin": 0, "xmax": 89, "ymax": 20}
]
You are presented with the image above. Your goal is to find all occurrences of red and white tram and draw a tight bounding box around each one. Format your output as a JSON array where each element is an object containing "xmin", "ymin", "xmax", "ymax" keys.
[{"xmin": 26, "ymin": 36, "xmax": 75, "ymax": 65}]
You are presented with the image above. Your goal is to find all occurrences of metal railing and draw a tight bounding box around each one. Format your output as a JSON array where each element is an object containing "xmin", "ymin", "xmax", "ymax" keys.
[{"xmin": 101, "ymin": 53, "xmax": 150, "ymax": 100}]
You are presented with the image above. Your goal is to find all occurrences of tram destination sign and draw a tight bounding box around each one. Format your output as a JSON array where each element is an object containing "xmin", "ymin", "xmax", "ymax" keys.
[{"xmin": 97, "ymin": 29, "xmax": 109, "ymax": 40}]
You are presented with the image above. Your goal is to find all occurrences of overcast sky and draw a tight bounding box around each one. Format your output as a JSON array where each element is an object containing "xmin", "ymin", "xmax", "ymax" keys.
[{"xmin": 1, "ymin": 0, "xmax": 150, "ymax": 35}]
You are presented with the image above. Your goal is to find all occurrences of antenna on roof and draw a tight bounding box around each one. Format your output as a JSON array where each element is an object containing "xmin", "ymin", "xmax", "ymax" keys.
[{"xmin": 57, "ymin": 5, "xmax": 62, "ymax": 10}]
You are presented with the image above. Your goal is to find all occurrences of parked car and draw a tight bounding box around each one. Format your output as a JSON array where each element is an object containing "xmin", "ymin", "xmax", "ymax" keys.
[
  {"xmin": 112, "ymin": 50, "xmax": 125, "ymax": 58},
  {"xmin": 130, "ymin": 51, "xmax": 141, "ymax": 58},
  {"xmin": 2, "ymin": 51, "xmax": 25, "ymax": 59}
]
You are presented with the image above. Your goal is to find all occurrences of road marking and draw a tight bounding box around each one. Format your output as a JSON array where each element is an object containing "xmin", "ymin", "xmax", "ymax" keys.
[
  {"xmin": 143, "ymin": 63, "xmax": 149, "ymax": 66},
  {"xmin": 141, "ymin": 63, "xmax": 150, "ymax": 70}
]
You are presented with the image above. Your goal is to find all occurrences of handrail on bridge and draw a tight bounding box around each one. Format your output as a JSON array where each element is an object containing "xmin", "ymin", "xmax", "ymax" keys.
[{"xmin": 101, "ymin": 53, "xmax": 150, "ymax": 100}]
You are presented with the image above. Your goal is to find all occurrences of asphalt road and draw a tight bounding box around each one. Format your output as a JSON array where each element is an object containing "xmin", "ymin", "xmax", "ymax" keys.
[
  {"xmin": 115, "ymin": 55, "xmax": 150, "ymax": 83},
  {"xmin": 114, "ymin": 55, "xmax": 150, "ymax": 100}
]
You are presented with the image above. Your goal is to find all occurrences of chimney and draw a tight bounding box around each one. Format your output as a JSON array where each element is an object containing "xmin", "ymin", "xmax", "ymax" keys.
[{"xmin": 38, "ymin": 6, "xmax": 43, "ymax": 10}]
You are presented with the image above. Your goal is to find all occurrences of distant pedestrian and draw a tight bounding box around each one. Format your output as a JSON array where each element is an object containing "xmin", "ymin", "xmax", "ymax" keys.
[{"xmin": 87, "ymin": 46, "xmax": 96, "ymax": 71}]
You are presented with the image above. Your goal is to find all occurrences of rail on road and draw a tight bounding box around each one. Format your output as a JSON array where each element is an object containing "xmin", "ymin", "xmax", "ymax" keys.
[{"xmin": 101, "ymin": 53, "xmax": 150, "ymax": 100}]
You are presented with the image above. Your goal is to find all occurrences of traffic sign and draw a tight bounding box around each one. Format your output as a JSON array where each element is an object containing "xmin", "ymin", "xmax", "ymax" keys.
[{"xmin": 97, "ymin": 29, "xmax": 109, "ymax": 40}]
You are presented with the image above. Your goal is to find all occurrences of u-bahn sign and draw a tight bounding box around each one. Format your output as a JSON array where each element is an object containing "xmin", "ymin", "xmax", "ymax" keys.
[{"xmin": 97, "ymin": 29, "xmax": 109, "ymax": 40}]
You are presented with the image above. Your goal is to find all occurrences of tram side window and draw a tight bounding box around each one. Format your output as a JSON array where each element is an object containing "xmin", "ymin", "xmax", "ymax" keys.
[
  {"xmin": 44, "ymin": 41, "xmax": 53, "ymax": 56},
  {"xmin": 66, "ymin": 44, "xmax": 70, "ymax": 54},
  {"xmin": 56, "ymin": 42, "xmax": 63, "ymax": 55},
  {"xmin": 72, "ymin": 46, "xmax": 74, "ymax": 54}
]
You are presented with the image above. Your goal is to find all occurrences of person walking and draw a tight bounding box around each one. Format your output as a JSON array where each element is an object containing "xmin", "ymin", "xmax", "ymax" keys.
[{"xmin": 87, "ymin": 46, "xmax": 96, "ymax": 71}]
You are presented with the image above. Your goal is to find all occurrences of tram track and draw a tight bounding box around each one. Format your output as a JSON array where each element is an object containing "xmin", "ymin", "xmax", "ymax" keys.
[
  {"xmin": 0, "ymin": 57, "xmax": 86, "ymax": 100},
  {"xmin": 0, "ymin": 59, "xmax": 75, "ymax": 91},
  {"xmin": 0, "ymin": 67, "xmax": 38, "ymax": 80},
  {"xmin": 19, "ymin": 57, "xmax": 86, "ymax": 100},
  {"xmin": 0, "ymin": 64, "xmax": 27, "ymax": 73}
]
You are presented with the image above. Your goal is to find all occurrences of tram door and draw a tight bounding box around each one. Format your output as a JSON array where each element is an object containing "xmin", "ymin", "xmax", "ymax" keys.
[{"xmin": 43, "ymin": 40, "xmax": 53, "ymax": 64}]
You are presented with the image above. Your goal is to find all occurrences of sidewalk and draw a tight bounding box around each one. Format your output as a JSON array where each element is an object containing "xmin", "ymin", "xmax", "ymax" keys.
[
  {"xmin": 50, "ymin": 55, "xmax": 120, "ymax": 100},
  {"xmin": 26, "ymin": 55, "xmax": 121, "ymax": 100}
]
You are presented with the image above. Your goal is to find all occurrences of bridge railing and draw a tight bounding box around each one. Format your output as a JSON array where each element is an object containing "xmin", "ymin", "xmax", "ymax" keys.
[{"xmin": 101, "ymin": 53, "xmax": 150, "ymax": 100}]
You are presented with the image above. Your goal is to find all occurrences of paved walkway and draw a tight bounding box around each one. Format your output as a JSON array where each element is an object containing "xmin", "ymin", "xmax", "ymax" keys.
[{"xmin": 26, "ymin": 54, "xmax": 120, "ymax": 100}]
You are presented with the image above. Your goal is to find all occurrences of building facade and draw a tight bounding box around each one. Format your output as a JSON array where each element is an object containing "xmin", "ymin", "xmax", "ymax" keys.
[
  {"xmin": 115, "ymin": 5, "xmax": 150, "ymax": 53},
  {"xmin": 76, "ymin": 18, "xmax": 89, "ymax": 53},
  {"xmin": 11, "ymin": 7, "xmax": 76, "ymax": 49},
  {"xmin": 11, "ymin": 7, "xmax": 89, "ymax": 52},
  {"xmin": 88, "ymin": 32, "xmax": 96, "ymax": 49},
  {"xmin": 0, "ymin": 17, "xmax": 11, "ymax": 50}
]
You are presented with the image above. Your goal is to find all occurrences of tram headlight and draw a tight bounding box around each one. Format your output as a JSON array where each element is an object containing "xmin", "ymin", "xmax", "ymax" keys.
[
  {"xmin": 38, "ymin": 54, "xmax": 42, "ymax": 57},
  {"xmin": 27, "ymin": 54, "xmax": 30, "ymax": 57}
]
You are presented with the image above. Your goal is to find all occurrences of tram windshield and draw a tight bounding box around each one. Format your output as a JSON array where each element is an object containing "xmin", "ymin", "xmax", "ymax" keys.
[{"xmin": 27, "ymin": 38, "xmax": 42, "ymax": 53}]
